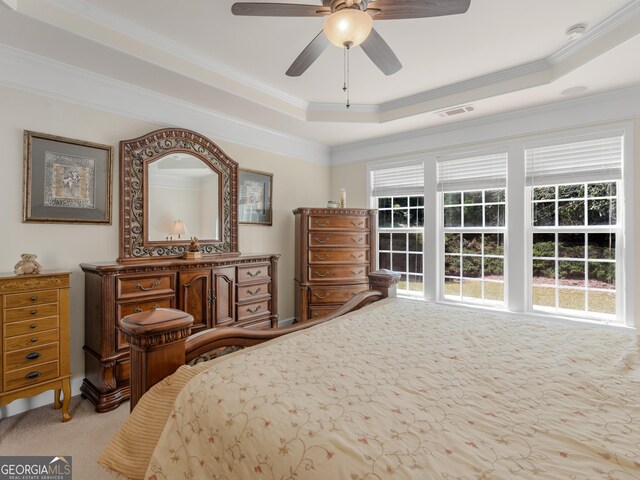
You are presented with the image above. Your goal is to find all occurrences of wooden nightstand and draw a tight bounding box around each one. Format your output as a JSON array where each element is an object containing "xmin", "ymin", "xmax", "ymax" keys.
[{"xmin": 0, "ymin": 271, "xmax": 72, "ymax": 422}]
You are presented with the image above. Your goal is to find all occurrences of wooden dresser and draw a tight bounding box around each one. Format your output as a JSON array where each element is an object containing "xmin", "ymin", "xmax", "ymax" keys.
[
  {"xmin": 0, "ymin": 271, "xmax": 71, "ymax": 421},
  {"xmin": 293, "ymin": 208, "xmax": 377, "ymax": 322},
  {"xmin": 80, "ymin": 254, "xmax": 279, "ymax": 412}
]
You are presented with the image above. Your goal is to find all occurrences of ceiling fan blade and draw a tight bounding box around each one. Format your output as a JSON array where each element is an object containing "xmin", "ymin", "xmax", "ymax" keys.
[
  {"xmin": 369, "ymin": 0, "xmax": 471, "ymax": 20},
  {"xmin": 232, "ymin": 3, "xmax": 329, "ymax": 17},
  {"xmin": 286, "ymin": 31, "xmax": 330, "ymax": 77},
  {"xmin": 360, "ymin": 28, "xmax": 402, "ymax": 76}
]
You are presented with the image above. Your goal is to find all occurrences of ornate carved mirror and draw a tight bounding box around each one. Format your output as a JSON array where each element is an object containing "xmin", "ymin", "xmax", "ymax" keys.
[{"xmin": 119, "ymin": 129, "xmax": 238, "ymax": 261}]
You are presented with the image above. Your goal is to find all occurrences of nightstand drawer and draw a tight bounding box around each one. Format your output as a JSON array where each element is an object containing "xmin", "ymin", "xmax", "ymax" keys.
[
  {"xmin": 308, "ymin": 232, "xmax": 368, "ymax": 247},
  {"xmin": 4, "ymin": 290, "xmax": 58, "ymax": 309},
  {"xmin": 116, "ymin": 273, "xmax": 175, "ymax": 300},
  {"xmin": 4, "ymin": 303, "xmax": 59, "ymax": 323},
  {"xmin": 4, "ymin": 316, "xmax": 59, "ymax": 337},
  {"xmin": 237, "ymin": 299, "xmax": 270, "ymax": 322},
  {"xmin": 237, "ymin": 282, "xmax": 270, "ymax": 301},
  {"xmin": 4, "ymin": 361, "xmax": 59, "ymax": 391},
  {"xmin": 5, "ymin": 329, "xmax": 59, "ymax": 352},
  {"xmin": 309, "ymin": 285, "xmax": 369, "ymax": 304},
  {"xmin": 5, "ymin": 342, "xmax": 59, "ymax": 371},
  {"xmin": 309, "ymin": 215, "xmax": 369, "ymax": 231}
]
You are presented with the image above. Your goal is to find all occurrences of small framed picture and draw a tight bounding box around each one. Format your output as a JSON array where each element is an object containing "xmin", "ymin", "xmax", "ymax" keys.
[
  {"xmin": 239, "ymin": 168, "xmax": 273, "ymax": 226},
  {"xmin": 23, "ymin": 131, "xmax": 113, "ymax": 224}
]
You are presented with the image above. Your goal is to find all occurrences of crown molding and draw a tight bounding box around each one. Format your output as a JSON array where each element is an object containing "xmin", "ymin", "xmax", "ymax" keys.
[
  {"xmin": 14, "ymin": 0, "xmax": 640, "ymax": 125},
  {"xmin": 43, "ymin": 0, "xmax": 308, "ymax": 112},
  {"xmin": 0, "ymin": 44, "xmax": 330, "ymax": 164},
  {"xmin": 330, "ymin": 84, "xmax": 640, "ymax": 164},
  {"xmin": 0, "ymin": 0, "xmax": 17, "ymax": 10},
  {"xmin": 550, "ymin": 0, "xmax": 640, "ymax": 64}
]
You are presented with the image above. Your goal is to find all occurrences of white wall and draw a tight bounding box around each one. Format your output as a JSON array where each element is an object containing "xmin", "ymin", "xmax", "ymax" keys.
[{"xmin": 0, "ymin": 86, "xmax": 330, "ymax": 417}]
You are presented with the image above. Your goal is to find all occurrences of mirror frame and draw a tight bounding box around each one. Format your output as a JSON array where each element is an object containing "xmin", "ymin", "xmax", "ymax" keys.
[{"xmin": 119, "ymin": 128, "xmax": 239, "ymax": 261}]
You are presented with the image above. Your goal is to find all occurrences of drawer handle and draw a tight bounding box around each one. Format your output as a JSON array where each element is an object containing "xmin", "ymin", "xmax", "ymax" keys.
[
  {"xmin": 25, "ymin": 371, "xmax": 41, "ymax": 380},
  {"xmin": 30, "ymin": 295, "xmax": 38, "ymax": 301},
  {"xmin": 247, "ymin": 270, "xmax": 262, "ymax": 277},
  {"xmin": 314, "ymin": 220, "xmax": 330, "ymax": 227},
  {"xmin": 351, "ymin": 237, "xmax": 363, "ymax": 243},
  {"xmin": 315, "ymin": 238, "xmax": 328, "ymax": 244},
  {"xmin": 133, "ymin": 307, "xmax": 142, "ymax": 313},
  {"xmin": 350, "ymin": 253, "xmax": 364, "ymax": 259},
  {"xmin": 352, "ymin": 269, "xmax": 364, "ymax": 276},
  {"xmin": 247, "ymin": 305, "xmax": 262, "ymax": 314},
  {"xmin": 26, "ymin": 352, "xmax": 41, "ymax": 361},
  {"xmin": 30, "ymin": 323, "xmax": 38, "ymax": 329},
  {"xmin": 135, "ymin": 280, "xmax": 160, "ymax": 291},
  {"xmin": 314, "ymin": 254, "xmax": 329, "ymax": 260},
  {"xmin": 351, "ymin": 220, "xmax": 364, "ymax": 227},
  {"xmin": 31, "ymin": 337, "xmax": 38, "ymax": 343},
  {"xmin": 247, "ymin": 287, "xmax": 262, "ymax": 296},
  {"xmin": 313, "ymin": 292, "xmax": 330, "ymax": 299},
  {"xmin": 30, "ymin": 310, "xmax": 38, "ymax": 315},
  {"xmin": 315, "ymin": 271, "xmax": 332, "ymax": 278}
]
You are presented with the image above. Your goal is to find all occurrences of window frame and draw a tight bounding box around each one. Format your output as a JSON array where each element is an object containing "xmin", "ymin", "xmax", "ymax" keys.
[{"xmin": 366, "ymin": 123, "xmax": 635, "ymax": 328}]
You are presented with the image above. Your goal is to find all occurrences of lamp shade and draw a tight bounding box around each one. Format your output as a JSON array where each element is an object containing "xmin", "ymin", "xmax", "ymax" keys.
[
  {"xmin": 170, "ymin": 219, "xmax": 188, "ymax": 237},
  {"xmin": 323, "ymin": 9, "xmax": 373, "ymax": 48}
]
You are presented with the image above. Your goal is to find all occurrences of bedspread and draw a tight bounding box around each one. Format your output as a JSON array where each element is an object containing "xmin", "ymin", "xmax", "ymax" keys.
[{"xmin": 146, "ymin": 299, "xmax": 640, "ymax": 479}]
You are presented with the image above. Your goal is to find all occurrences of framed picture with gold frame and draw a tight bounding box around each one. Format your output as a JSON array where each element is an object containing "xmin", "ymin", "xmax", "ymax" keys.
[
  {"xmin": 23, "ymin": 131, "xmax": 113, "ymax": 224},
  {"xmin": 239, "ymin": 168, "xmax": 273, "ymax": 226}
]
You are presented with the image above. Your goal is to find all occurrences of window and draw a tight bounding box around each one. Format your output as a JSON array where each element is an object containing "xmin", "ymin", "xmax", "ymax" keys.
[
  {"xmin": 378, "ymin": 196, "xmax": 424, "ymax": 294},
  {"xmin": 527, "ymin": 136, "xmax": 622, "ymax": 322},
  {"xmin": 438, "ymin": 153, "xmax": 507, "ymax": 305},
  {"xmin": 370, "ymin": 162, "xmax": 424, "ymax": 296}
]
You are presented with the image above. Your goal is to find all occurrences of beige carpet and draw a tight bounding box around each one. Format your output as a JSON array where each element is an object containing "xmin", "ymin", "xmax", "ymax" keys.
[{"xmin": 0, "ymin": 395, "xmax": 128, "ymax": 479}]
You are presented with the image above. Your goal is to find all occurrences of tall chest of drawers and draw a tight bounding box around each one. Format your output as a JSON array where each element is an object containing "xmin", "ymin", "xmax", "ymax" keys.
[
  {"xmin": 0, "ymin": 271, "xmax": 71, "ymax": 421},
  {"xmin": 293, "ymin": 208, "xmax": 377, "ymax": 322}
]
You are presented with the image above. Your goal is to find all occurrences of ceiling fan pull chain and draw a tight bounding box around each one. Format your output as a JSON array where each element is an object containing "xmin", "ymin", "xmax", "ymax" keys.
[{"xmin": 346, "ymin": 44, "xmax": 351, "ymax": 109}]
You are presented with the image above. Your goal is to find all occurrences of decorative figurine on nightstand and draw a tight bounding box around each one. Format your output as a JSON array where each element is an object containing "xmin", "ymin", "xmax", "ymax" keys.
[
  {"xmin": 184, "ymin": 237, "xmax": 202, "ymax": 259},
  {"xmin": 339, "ymin": 188, "xmax": 347, "ymax": 208},
  {"xmin": 13, "ymin": 253, "xmax": 42, "ymax": 275}
]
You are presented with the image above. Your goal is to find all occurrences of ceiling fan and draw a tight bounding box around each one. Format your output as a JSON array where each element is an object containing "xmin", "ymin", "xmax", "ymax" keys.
[{"xmin": 231, "ymin": 0, "xmax": 471, "ymax": 77}]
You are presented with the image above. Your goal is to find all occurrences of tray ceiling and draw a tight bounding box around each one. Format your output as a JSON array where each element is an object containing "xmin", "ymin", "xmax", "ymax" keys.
[{"xmin": 0, "ymin": 0, "xmax": 639, "ymax": 149}]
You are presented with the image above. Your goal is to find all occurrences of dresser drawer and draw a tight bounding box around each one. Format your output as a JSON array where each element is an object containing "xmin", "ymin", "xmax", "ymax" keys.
[
  {"xmin": 4, "ymin": 316, "xmax": 59, "ymax": 337},
  {"xmin": 309, "ymin": 214, "xmax": 369, "ymax": 231},
  {"xmin": 4, "ymin": 289, "xmax": 58, "ymax": 309},
  {"xmin": 308, "ymin": 306, "xmax": 339, "ymax": 320},
  {"xmin": 308, "ymin": 265, "xmax": 369, "ymax": 282},
  {"xmin": 308, "ymin": 232, "xmax": 368, "ymax": 247},
  {"xmin": 309, "ymin": 284, "xmax": 369, "ymax": 304},
  {"xmin": 116, "ymin": 273, "xmax": 175, "ymax": 300},
  {"xmin": 236, "ymin": 299, "xmax": 270, "ymax": 322},
  {"xmin": 237, "ymin": 282, "xmax": 270, "ymax": 301},
  {"xmin": 309, "ymin": 248, "xmax": 369, "ymax": 265},
  {"xmin": 237, "ymin": 264, "xmax": 269, "ymax": 282},
  {"xmin": 5, "ymin": 329, "xmax": 59, "ymax": 352},
  {"xmin": 4, "ymin": 361, "xmax": 59, "ymax": 391},
  {"xmin": 4, "ymin": 303, "xmax": 58, "ymax": 323},
  {"xmin": 5, "ymin": 342, "xmax": 59, "ymax": 371}
]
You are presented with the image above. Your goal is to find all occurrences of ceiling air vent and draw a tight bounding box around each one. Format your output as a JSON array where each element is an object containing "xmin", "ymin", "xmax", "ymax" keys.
[{"xmin": 437, "ymin": 105, "xmax": 476, "ymax": 118}]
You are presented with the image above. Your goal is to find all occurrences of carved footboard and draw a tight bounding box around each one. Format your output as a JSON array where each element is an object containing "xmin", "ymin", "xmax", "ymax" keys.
[{"xmin": 120, "ymin": 270, "xmax": 400, "ymax": 411}]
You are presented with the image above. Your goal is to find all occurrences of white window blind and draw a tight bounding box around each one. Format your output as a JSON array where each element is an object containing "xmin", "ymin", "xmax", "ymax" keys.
[
  {"xmin": 437, "ymin": 153, "xmax": 507, "ymax": 192},
  {"xmin": 526, "ymin": 135, "xmax": 623, "ymax": 186},
  {"xmin": 371, "ymin": 163, "xmax": 424, "ymax": 197}
]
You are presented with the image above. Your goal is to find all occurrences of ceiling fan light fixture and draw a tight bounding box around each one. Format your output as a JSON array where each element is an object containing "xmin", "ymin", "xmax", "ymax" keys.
[{"xmin": 323, "ymin": 8, "xmax": 373, "ymax": 48}]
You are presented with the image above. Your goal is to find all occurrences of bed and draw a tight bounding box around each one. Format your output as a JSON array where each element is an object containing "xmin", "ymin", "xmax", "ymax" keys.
[{"xmin": 100, "ymin": 273, "xmax": 640, "ymax": 479}]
